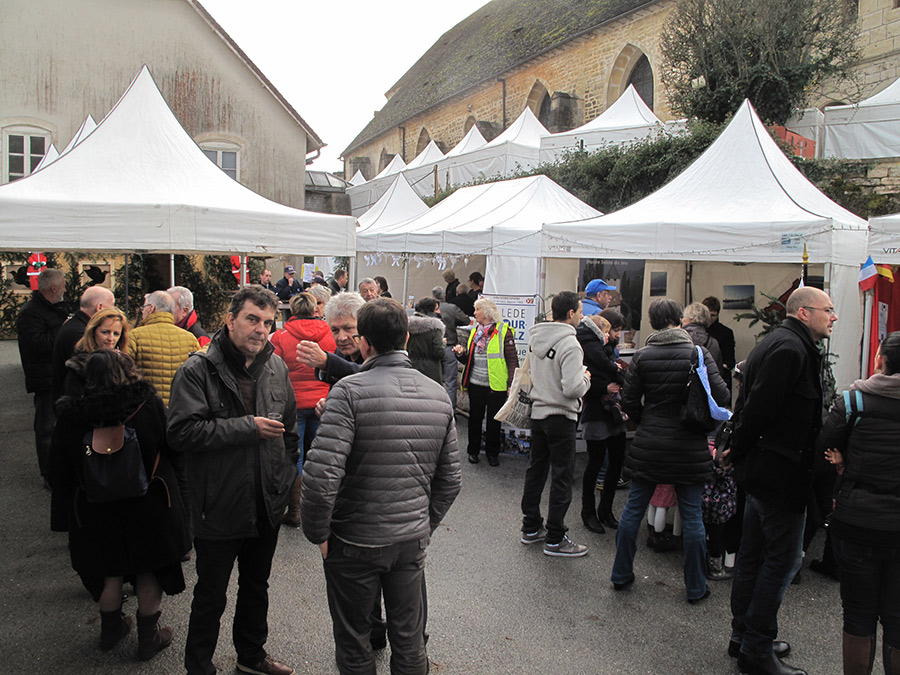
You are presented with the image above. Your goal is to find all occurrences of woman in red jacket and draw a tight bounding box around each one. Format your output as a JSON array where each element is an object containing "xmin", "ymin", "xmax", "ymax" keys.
[{"xmin": 271, "ymin": 292, "xmax": 336, "ymax": 526}]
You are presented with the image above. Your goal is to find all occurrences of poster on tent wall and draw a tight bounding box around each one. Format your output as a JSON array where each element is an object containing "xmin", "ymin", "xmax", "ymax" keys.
[
  {"xmin": 865, "ymin": 269, "xmax": 900, "ymax": 376},
  {"xmin": 483, "ymin": 293, "xmax": 539, "ymax": 457}
]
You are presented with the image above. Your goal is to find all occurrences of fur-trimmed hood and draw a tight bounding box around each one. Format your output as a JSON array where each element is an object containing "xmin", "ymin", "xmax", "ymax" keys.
[
  {"xmin": 408, "ymin": 314, "xmax": 445, "ymax": 336},
  {"xmin": 56, "ymin": 379, "xmax": 158, "ymax": 428}
]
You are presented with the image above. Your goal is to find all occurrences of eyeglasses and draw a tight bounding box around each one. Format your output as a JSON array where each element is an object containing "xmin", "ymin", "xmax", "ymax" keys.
[
  {"xmin": 142, "ymin": 304, "xmax": 152, "ymax": 310},
  {"xmin": 351, "ymin": 334, "xmax": 361, "ymax": 340},
  {"xmin": 802, "ymin": 306, "xmax": 836, "ymax": 317}
]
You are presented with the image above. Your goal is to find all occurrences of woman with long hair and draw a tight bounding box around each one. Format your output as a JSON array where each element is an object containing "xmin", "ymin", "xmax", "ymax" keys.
[
  {"xmin": 48, "ymin": 349, "xmax": 188, "ymax": 659},
  {"xmin": 818, "ymin": 331, "xmax": 900, "ymax": 674},
  {"xmin": 610, "ymin": 298, "xmax": 728, "ymax": 603},
  {"xmin": 271, "ymin": 292, "xmax": 336, "ymax": 526},
  {"xmin": 453, "ymin": 297, "xmax": 518, "ymax": 466}
]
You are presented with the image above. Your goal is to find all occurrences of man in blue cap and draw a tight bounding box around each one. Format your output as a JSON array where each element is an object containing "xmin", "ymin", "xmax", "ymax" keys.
[{"xmin": 583, "ymin": 279, "xmax": 616, "ymax": 316}]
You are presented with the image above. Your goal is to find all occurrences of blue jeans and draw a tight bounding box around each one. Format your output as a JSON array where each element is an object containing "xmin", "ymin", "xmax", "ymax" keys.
[
  {"xmin": 611, "ymin": 479, "xmax": 708, "ymax": 600},
  {"xmin": 296, "ymin": 409, "xmax": 320, "ymax": 476},
  {"xmin": 729, "ymin": 494, "xmax": 805, "ymax": 657},
  {"xmin": 521, "ymin": 415, "xmax": 577, "ymax": 544},
  {"xmin": 834, "ymin": 533, "xmax": 900, "ymax": 646}
]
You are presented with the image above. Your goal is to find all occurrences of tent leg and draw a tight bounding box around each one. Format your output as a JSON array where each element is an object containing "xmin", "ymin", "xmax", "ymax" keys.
[
  {"xmin": 862, "ymin": 289, "xmax": 874, "ymax": 378},
  {"xmin": 125, "ymin": 254, "xmax": 130, "ymax": 317},
  {"xmin": 685, "ymin": 261, "xmax": 693, "ymax": 304},
  {"xmin": 240, "ymin": 255, "xmax": 247, "ymax": 287},
  {"xmin": 170, "ymin": 254, "xmax": 175, "ymax": 287},
  {"xmin": 349, "ymin": 256, "xmax": 357, "ymax": 291},
  {"xmin": 402, "ymin": 256, "xmax": 410, "ymax": 308}
]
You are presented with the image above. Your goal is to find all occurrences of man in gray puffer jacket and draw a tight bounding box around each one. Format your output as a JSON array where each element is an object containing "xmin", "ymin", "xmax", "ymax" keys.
[{"xmin": 301, "ymin": 297, "xmax": 461, "ymax": 675}]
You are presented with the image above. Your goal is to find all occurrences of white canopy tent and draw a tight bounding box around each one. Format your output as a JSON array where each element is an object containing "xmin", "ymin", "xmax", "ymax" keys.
[
  {"xmin": 435, "ymin": 108, "xmax": 547, "ymax": 192},
  {"xmin": 544, "ymin": 99, "xmax": 868, "ymax": 388},
  {"xmin": 358, "ymin": 174, "xmax": 600, "ymax": 295},
  {"xmin": 59, "ymin": 114, "xmax": 98, "ymax": 158},
  {"xmin": 824, "ymin": 76, "xmax": 900, "ymax": 159},
  {"xmin": 539, "ymin": 85, "xmax": 667, "ymax": 163},
  {"xmin": 444, "ymin": 124, "xmax": 487, "ymax": 157},
  {"xmin": 348, "ymin": 169, "xmax": 367, "ymax": 186},
  {"xmin": 32, "ymin": 144, "xmax": 59, "ymax": 173},
  {"xmin": 357, "ymin": 174, "xmax": 428, "ymax": 232},
  {"xmin": 0, "ymin": 66, "xmax": 356, "ymax": 256},
  {"xmin": 403, "ymin": 140, "xmax": 446, "ymax": 200},
  {"xmin": 347, "ymin": 153, "xmax": 410, "ymax": 217},
  {"xmin": 786, "ymin": 108, "xmax": 825, "ymax": 159}
]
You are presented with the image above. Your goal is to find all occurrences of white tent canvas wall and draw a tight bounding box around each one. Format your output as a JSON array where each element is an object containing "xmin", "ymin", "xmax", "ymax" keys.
[
  {"xmin": 539, "ymin": 84, "xmax": 666, "ymax": 163},
  {"xmin": 869, "ymin": 212, "xmax": 900, "ymax": 262},
  {"xmin": 0, "ymin": 66, "xmax": 356, "ymax": 256},
  {"xmin": 543, "ymin": 99, "xmax": 868, "ymax": 389},
  {"xmin": 403, "ymin": 140, "xmax": 445, "ymax": 200},
  {"xmin": 824, "ymin": 76, "xmax": 900, "ymax": 159}
]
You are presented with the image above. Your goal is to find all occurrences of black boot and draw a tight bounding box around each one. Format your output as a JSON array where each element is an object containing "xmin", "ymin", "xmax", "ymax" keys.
[
  {"xmin": 99, "ymin": 609, "xmax": 132, "ymax": 651},
  {"xmin": 842, "ymin": 631, "xmax": 875, "ymax": 675},
  {"xmin": 581, "ymin": 507, "xmax": 605, "ymax": 533},
  {"xmin": 136, "ymin": 611, "xmax": 173, "ymax": 661},
  {"xmin": 597, "ymin": 491, "xmax": 618, "ymax": 529}
]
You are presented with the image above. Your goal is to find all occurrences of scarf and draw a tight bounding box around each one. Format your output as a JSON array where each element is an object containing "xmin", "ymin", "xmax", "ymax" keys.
[{"xmin": 473, "ymin": 323, "xmax": 495, "ymax": 353}]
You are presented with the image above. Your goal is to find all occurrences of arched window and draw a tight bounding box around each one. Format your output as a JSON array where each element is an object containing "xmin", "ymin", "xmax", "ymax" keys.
[
  {"xmin": 464, "ymin": 115, "xmax": 476, "ymax": 133},
  {"xmin": 379, "ymin": 149, "xmax": 394, "ymax": 172},
  {"xmin": 2, "ymin": 122, "xmax": 52, "ymax": 183},
  {"xmin": 626, "ymin": 55, "xmax": 654, "ymax": 109},
  {"xmin": 607, "ymin": 45, "xmax": 655, "ymax": 112},
  {"xmin": 525, "ymin": 81, "xmax": 552, "ymax": 127},
  {"xmin": 199, "ymin": 140, "xmax": 241, "ymax": 181},
  {"xmin": 416, "ymin": 128, "xmax": 431, "ymax": 155}
]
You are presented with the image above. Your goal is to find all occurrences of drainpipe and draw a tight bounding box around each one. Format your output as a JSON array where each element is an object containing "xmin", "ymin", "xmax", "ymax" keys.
[
  {"xmin": 399, "ymin": 126, "xmax": 406, "ymax": 161},
  {"xmin": 498, "ymin": 78, "xmax": 507, "ymax": 129}
]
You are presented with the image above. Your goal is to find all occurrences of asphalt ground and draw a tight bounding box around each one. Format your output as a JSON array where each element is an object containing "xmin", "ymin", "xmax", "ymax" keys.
[{"xmin": 0, "ymin": 339, "xmax": 849, "ymax": 674}]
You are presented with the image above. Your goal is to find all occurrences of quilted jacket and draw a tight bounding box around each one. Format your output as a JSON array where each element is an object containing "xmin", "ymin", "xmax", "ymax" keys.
[
  {"xmin": 301, "ymin": 351, "xmax": 461, "ymax": 547},
  {"xmin": 271, "ymin": 316, "xmax": 336, "ymax": 409},
  {"xmin": 128, "ymin": 312, "xmax": 200, "ymax": 407}
]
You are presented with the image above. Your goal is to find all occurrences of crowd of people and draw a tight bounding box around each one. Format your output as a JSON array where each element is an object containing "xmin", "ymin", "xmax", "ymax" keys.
[{"xmin": 14, "ymin": 263, "xmax": 900, "ymax": 675}]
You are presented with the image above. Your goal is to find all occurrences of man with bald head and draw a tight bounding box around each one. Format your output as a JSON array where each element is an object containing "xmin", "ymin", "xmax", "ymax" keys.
[
  {"xmin": 726, "ymin": 286, "xmax": 836, "ymax": 675},
  {"xmin": 51, "ymin": 285, "xmax": 115, "ymax": 399}
]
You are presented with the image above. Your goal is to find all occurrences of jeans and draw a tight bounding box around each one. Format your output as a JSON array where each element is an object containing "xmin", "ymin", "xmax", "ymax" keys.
[
  {"xmin": 466, "ymin": 383, "xmax": 505, "ymax": 459},
  {"xmin": 323, "ymin": 537, "xmax": 428, "ymax": 675},
  {"xmin": 33, "ymin": 390, "xmax": 55, "ymax": 477},
  {"xmin": 443, "ymin": 347, "xmax": 459, "ymax": 411},
  {"xmin": 729, "ymin": 494, "xmax": 805, "ymax": 657},
  {"xmin": 611, "ymin": 479, "xmax": 708, "ymax": 600},
  {"xmin": 521, "ymin": 415, "xmax": 577, "ymax": 544},
  {"xmin": 296, "ymin": 408, "xmax": 320, "ymax": 475},
  {"xmin": 185, "ymin": 516, "xmax": 280, "ymax": 675},
  {"xmin": 834, "ymin": 534, "xmax": 900, "ymax": 646}
]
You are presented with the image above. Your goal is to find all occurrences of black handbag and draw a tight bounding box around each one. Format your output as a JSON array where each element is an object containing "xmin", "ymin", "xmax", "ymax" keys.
[{"xmin": 680, "ymin": 346, "xmax": 718, "ymax": 433}]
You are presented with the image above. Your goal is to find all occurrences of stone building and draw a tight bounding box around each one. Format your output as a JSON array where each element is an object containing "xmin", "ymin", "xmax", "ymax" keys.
[
  {"xmin": 1, "ymin": 0, "xmax": 322, "ymax": 210},
  {"xmin": 343, "ymin": 0, "xmax": 900, "ymax": 180}
]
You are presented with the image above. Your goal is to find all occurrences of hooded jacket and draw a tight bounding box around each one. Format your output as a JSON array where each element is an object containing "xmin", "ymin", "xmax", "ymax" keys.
[
  {"xmin": 167, "ymin": 329, "xmax": 299, "ymax": 540},
  {"xmin": 527, "ymin": 321, "xmax": 590, "ymax": 421},
  {"xmin": 622, "ymin": 327, "xmax": 728, "ymax": 485},
  {"xmin": 576, "ymin": 317, "xmax": 624, "ymax": 423},
  {"xmin": 16, "ymin": 290, "xmax": 68, "ymax": 393},
  {"xmin": 271, "ymin": 316, "xmax": 336, "ymax": 408},
  {"xmin": 301, "ymin": 351, "xmax": 461, "ymax": 547},
  {"xmin": 406, "ymin": 314, "xmax": 446, "ymax": 384},
  {"xmin": 817, "ymin": 372, "xmax": 900, "ymax": 542}
]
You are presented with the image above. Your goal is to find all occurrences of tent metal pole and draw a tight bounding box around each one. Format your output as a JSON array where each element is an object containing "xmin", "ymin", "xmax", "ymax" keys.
[
  {"xmin": 125, "ymin": 254, "xmax": 130, "ymax": 317},
  {"xmin": 170, "ymin": 254, "xmax": 175, "ymax": 287},
  {"xmin": 402, "ymin": 256, "xmax": 410, "ymax": 307},
  {"xmin": 240, "ymin": 255, "xmax": 247, "ymax": 287},
  {"xmin": 861, "ymin": 289, "xmax": 874, "ymax": 378},
  {"xmin": 350, "ymin": 255, "xmax": 357, "ymax": 290}
]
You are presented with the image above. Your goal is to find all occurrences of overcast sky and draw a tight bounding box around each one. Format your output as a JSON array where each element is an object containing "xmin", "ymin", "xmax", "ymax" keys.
[{"xmin": 200, "ymin": 0, "xmax": 492, "ymax": 175}]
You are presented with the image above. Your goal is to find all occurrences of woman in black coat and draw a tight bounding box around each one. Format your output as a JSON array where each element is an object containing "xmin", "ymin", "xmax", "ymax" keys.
[
  {"xmin": 577, "ymin": 313, "xmax": 626, "ymax": 534},
  {"xmin": 818, "ymin": 331, "xmax": 900, "ymax": 674},
  {"xmin": 610, "ymin": 298, "xmax": 728, "ymax": 603},
  {"xmin": 48, "ymin": 350, "xmax": 188, "ymax": 659}
]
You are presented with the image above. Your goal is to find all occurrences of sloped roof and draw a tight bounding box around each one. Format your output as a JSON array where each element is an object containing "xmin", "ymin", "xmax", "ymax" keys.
[{"xmin": 343, "ymin": 0, "xmax": 656, "ymax": 156}]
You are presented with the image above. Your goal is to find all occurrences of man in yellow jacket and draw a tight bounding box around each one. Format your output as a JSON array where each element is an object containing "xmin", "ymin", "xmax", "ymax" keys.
[{"xmin": 129, "ymin": 290, "xmax": 200, "ymax": 407}]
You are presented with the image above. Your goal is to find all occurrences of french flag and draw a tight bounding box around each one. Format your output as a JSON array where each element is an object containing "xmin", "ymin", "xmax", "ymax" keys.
[{"xmin": 859, "ymin": 256, "xmax": 878, "ymax": 292}]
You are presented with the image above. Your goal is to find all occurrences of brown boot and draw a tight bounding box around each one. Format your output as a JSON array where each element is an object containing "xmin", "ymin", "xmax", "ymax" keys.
[
  {"xmin": 842, "ymin": 631, "xmax": 875, "ymax": 674},
  {"xmin": 136, "ymin": 611, "xmax": 173, "ymax": 661},
  {"xmin": 99, "ymin": 609, "xmax": 132, "ymax": 651},
  {"xmin": 885, "ymin": 642, "xmax": 900, "ymax": 675},
  {"xmin": 282, "ymin": 476, "xmax": 302, "ymax": 528}
]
